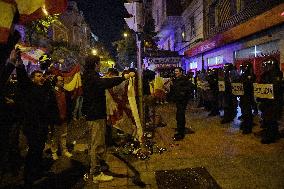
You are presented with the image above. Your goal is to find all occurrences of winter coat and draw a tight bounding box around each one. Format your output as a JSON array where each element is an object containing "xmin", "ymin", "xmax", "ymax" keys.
[
  {"xmin": 171, "ymin": 75, "xmax": 193, "ymax": 102},
  {"xmin": 82, "ymin": 71, "xmax": 125, "ymax": 120},
  {"xmin": 0, "ymin": 62, "xmax": 15, "ymax": 124},
  {"xmin": 16, "ymin": 65, "xmax": 59, "ymax": 129}
]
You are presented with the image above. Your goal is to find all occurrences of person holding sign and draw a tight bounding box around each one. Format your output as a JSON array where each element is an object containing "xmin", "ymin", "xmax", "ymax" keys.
[
  {"xmin": 258, "ymin": 58, "xmax": 283, "ymax": 144},
  {"xmin": 239, "ymin": 62, "xmax": 255, "ymax": 134},
  {"xmin": 221, "ymin": 64, "xmax": 239, "ymax": 124},
  {"xmin": 207, "ymin": 68, "xmax": 220, "ymax": 116}
]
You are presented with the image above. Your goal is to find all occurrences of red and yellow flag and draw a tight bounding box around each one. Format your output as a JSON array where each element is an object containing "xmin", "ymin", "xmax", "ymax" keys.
[
  {"xmin": 0, "ymin": 0, "xmax": 67, "ymax": 43},
  {"xmin": 0, "ymin": 1, "xmax": 16, "ymax": 43}
]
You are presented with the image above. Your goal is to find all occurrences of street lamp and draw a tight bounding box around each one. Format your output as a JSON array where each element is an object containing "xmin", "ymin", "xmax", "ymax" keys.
[
  {"xmin": 91, "ymin": 49, "xmax": 98, "ymax": 55},
  {"xmin": 123, "ymin": 32, "xmax": 129, "ymax": 38}
]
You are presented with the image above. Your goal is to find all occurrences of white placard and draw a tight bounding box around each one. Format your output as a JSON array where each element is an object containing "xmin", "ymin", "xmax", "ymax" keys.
[
  {"xmin": 253, "ymin": 83, "xmax": 274, "ymax": 99},
  {"xmin": 218, "ymin": 81, "xmax": 225, "ymax": 92},
  {"xmin": 197, "ymin": 81, "xmax": 210, "ymax": 90},
  {"xmin": 231, "ymin": 83, "xmax": 244, "ymax": 96}
]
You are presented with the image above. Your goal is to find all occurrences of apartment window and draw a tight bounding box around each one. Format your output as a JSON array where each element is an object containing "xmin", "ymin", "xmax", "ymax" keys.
[
  {"xmin": 208, "ymin": 4, "xmax": 216, "ymax": 28},
  {"xmin": 162, "ymin": 0, "xmax": 166, "ymax": 16},
  {"xmin": 234, "ymin": 0, "xmax": 240, "ymax": 13},
  {"xmin": 190, "ymin": 16, "xmax": 195, "ymax": 37},
  {"xmin": 181, "ymin": 25, "xmax": 186, "ymax": 41},
  {"xmin": 167, "ymin": 40, "xmax": 171, "ymax": 50},
  {"xmin": 156, "ymin": 9, "xmax": 159, "ymax": 25}
]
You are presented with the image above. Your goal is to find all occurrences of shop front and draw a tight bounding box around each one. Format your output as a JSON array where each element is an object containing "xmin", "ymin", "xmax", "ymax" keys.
[
  {"xmin": 143, "ymin": 56, "xmax": 182, "ymax": 78},
  {"xmin": 183, "ymin": 3, "xmax": 284, "ymax": 74},
  {"xmin": 234, "ymin": 39, "xmax": 281, "ymax": 82}
]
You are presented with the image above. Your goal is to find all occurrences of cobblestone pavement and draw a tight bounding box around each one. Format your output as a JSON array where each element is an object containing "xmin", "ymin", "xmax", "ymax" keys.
[{"xmin": 1, "ymin": 102, "xmax": 284, "ymax": 189}]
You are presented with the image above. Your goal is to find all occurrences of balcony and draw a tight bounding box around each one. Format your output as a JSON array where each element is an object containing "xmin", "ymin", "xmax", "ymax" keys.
[{"xmin": 206, "ymin": 0, "xmax": 282, "ymax": 39}]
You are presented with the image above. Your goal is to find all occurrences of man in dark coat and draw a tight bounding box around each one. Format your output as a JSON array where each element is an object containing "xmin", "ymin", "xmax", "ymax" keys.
[
  {"xmin": 258, "ymin": 58, "xmax": 282, "ymax": 144},
  {"xmin": 221, "ymin": 63, "xmax": 238, "ymax": 124},
  {"xmin": 0, "ymin": 50, "xmax": 18, "ymax": 174},
  {"xmin": 239, "ymin": 62, "xmax": 255, "ymax": 134},
  {"xmin": 16, "ymin": 61, "xmax": 59, "ymax": 186},
  {"xmin": 207, "ymin": 68, "xmax": 220, "ymax": 116},
  {"xmin": 82, "ymin": 55, "xmax": 134, "ymax": 183},
  {"xmin": 170, "ymin": 67, "xmax": 194, "ymax": 141}
]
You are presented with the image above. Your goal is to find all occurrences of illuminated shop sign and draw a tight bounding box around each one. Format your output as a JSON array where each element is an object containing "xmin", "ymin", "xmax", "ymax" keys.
[{"xmin": 147, "ymin": 57, "xmax": 181, "ymax": 64}]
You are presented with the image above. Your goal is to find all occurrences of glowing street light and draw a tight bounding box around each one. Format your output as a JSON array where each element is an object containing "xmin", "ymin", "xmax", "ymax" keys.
[
  {"xmin": 123, "ymin": 32, "xmax": 129, "ymax": 38},
  {"xmin": 91, "ymin": 49, "xmax": 98, "ymax": 55},
  {"xmin": 42, "ymin": 5, "xmax": 49, "ymax": 16}
]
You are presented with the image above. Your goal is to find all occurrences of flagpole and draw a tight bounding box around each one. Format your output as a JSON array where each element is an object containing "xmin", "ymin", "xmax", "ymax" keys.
[{"xmin": 136, "ymin": 32, "xmax": 144, "ymax": 133}]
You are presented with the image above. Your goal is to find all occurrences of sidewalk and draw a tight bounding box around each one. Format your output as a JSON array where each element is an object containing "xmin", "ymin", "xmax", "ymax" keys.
[
  {"xmin": 1, "ymin": 102, "xmax": 283, "ymax": 188},
  {"xmin": 96, "ymin": 102, "xmax": 284, "ymax": 189}
]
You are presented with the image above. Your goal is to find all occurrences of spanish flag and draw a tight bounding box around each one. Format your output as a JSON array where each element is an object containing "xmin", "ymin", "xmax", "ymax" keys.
[
  {"xmin": 0, "ymin": 0, "xmax": 67, "ymax": 43},
  {"xmin": 0, "ymin": 1, "xmax": 16, "ymax": 43},
  {"xmin": 51, "ymin": 64, "xmax": 82, "ymax": 99}
]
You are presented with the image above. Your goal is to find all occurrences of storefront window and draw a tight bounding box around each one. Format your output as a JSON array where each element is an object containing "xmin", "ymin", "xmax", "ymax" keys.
[
  {"xmin": 189, "ymin": 61, "xmax": 197, "ymax": 69},
  {"xmin": 235, "ymin": 41, "xmax": 278, "ymax": 59},
  {"xmin": 207, "ymin": 55, "xmax": 223, "ymax": 66}
]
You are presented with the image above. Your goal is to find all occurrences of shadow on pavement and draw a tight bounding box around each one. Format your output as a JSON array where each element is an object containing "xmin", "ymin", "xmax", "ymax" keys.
[{"xmin": 1, "ymin": 159, "xmax": 87, "ymax": 189}]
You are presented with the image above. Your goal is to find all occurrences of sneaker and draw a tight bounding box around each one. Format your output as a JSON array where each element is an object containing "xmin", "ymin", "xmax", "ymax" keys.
[
  {"xmin": 52, "ymin": 153, "xmax": 59, "ymax": 160},
  {"xmin": 63, "ymin": 151, "xmax": 73, "ymax": 158},
  {"xmin": 93, "ymin": 172, "xmax": 113, "ymax": 182}
]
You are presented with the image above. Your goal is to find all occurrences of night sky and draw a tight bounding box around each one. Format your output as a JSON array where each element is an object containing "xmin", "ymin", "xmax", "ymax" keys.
[{"xmin": 74, "ymin": 0, "xmax": 128, "ymax": 57}]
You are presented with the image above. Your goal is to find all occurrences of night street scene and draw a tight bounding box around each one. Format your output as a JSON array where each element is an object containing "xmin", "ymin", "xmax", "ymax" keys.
[{"xmin": 0, "ymin": 0, "xmax": 284, "ymax": 188}]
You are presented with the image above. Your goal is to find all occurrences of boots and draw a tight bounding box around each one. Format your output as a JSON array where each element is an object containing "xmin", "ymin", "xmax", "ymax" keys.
[{"xmin": 261, "ymin": 122, "xmax": 280, "ymax": 144}]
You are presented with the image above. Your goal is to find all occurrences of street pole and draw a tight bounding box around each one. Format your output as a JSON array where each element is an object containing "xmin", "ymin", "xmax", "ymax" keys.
[{"xmin": 136, "ymin": 32, "xmax": 144, "ymax": 129}]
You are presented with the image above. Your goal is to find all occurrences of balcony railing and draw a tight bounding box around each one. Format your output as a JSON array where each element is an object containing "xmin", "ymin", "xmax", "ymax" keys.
[{"xmin": 206, "ymin": 0, "xmax": 282, "ymax": 39}]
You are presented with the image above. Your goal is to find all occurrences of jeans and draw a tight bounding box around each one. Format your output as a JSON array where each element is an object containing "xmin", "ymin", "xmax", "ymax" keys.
[
  {"xmin": 73, "ymin": 96, "xmax": 83, "ymax": 119},
  {"xmin": 88, "ymin": 119, "xmax": 107, "ymax": 175}
]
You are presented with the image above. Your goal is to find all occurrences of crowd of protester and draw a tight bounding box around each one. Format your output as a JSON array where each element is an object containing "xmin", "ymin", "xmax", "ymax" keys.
[
  {"xmin": 1, "ymin": 35, "xmax": 283, "ymax": 187},
  {"xmin": 189, "ymin": 59, "xmax": 283, "ymax": 145},
  {"xmin": 0, "ymin": 38, "xmax": 137, "ymax": 186}
]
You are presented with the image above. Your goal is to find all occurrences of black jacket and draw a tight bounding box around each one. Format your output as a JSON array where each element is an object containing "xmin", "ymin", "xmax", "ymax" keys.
[
  {"xmin": 16, "ymin": 65, "xmax": 59, "ymax": 128},
  {"xmin": 171, "ymin": 75, "xmax": 193, "ymax": 102},
  {"xmin": 82, "ymin": 72, "xmax": 125, "ymax": 120},
  {"xmin": 0, "ymin": 62, "xmax": 15, "ymax": 124},
  {"xmin": 0, "ymin": 62, "xmax": 15, "ymax": 89}
]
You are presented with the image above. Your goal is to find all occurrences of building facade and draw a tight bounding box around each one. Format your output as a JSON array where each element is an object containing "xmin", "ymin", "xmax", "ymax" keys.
[
  {"xmin": 177, "ymin": 0, "xmax": 204, "ymax": 73},
  {"xmin": 184, "ymin": 0, "xmax": 284, "ymax": 76},
  {"xmin": 152, "ymin": 0, "xmax": 284, "ymax": 76},
  {"xmin": 52, "ymin": 1, "xmax": 97, "ymax": 55},
  {"xmin": 152, "ymin": 0, "xmax": 183, "ymax": 51}
]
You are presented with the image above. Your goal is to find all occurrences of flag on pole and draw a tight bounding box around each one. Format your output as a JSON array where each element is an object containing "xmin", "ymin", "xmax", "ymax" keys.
[
  {"xmin": 16, "ymin": 43, "xmax": 47, "ymax": 63},
  {"xmin": 59, "ymin": 64, "xmax": 82, "ymax": 98},
  {"xmin": 0, "ymin": 1, "xmax": 16, "ymax": 43},
  {"xmin": 0, "ymin": 0, "xmax": 67, "ymax": 43}
]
